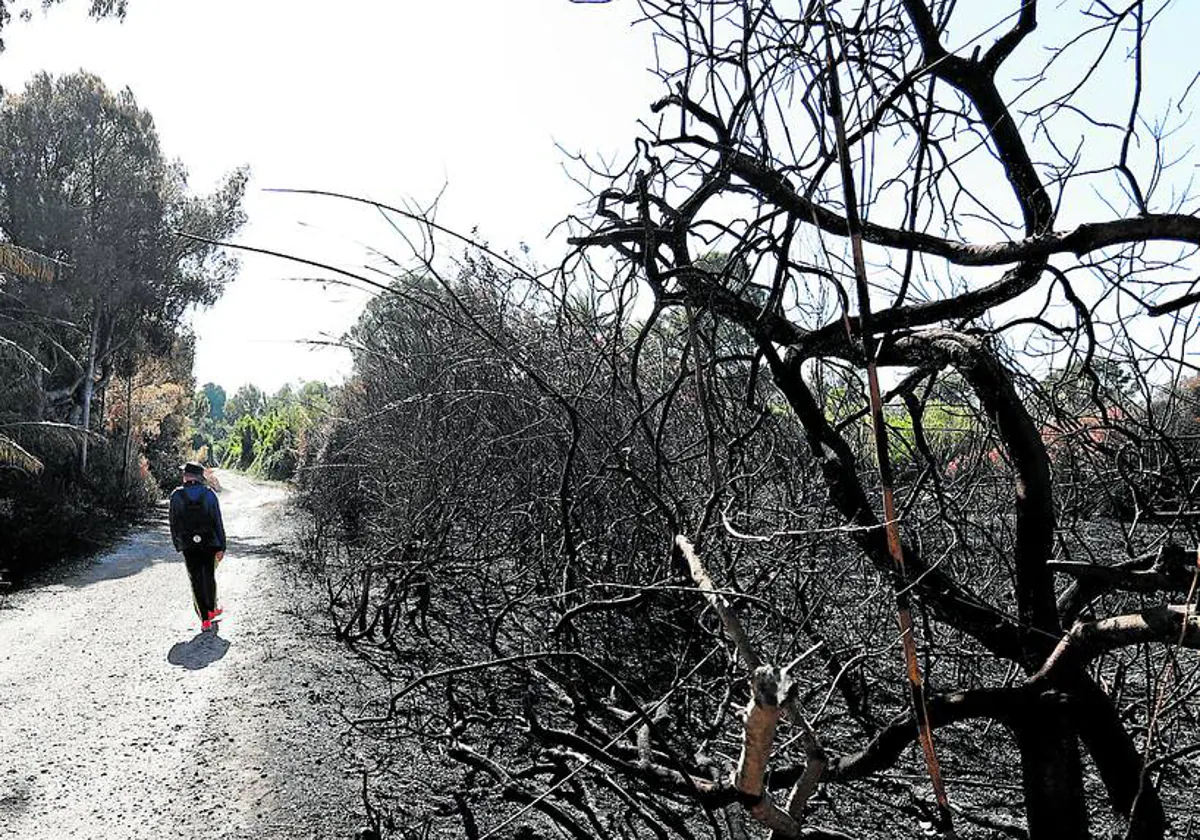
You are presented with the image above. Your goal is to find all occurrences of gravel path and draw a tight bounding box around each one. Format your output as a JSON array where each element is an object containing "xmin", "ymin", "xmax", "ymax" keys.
[{"xmin": 0, "ymin": 471, "xmax": 364, "ymax": 839}]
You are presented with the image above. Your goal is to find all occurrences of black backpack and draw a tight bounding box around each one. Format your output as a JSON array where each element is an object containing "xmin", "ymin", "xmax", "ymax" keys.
[{"xmin": 179, "ymin": 487, "xmax": 215, "ymax": 547}]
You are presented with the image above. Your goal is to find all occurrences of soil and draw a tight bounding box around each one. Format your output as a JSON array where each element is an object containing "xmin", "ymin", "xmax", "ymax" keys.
[{"xmin": 0, "ymin": 471, "xmax": 369, "ymax": 839}]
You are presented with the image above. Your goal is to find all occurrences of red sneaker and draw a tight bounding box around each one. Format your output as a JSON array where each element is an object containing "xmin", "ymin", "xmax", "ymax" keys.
[
  {"xmin": 201, "ymin": 619, "xmax": 213, "ymax": 632},
  {"xmin": 208, "ymin": 608, "xmax": 224, "ymax": 621}
]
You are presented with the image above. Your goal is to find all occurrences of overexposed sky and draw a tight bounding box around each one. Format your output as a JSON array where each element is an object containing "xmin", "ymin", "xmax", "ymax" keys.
[
  {"xmin": 0, "ymin": 0, "xmax": 660, "ymax": 392},
  {"xmin": 2, "ymin": 2, "xmax": 1195, "ymax": 393}
]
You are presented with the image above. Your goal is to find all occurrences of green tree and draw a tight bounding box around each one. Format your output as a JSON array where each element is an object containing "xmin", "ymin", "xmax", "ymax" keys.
[
  {"xmin": 200, "ymin": 382, "xmax": 226, "ymax": 421},
  {"xmin": 251, "ymin": 409, "xmax": 297, "ymax": 480},
  {"xmin": 297, "ymin": 380, "xmax": 330, "ymax": 415},
  {"xmin": 208, "ymin": 380, "xmax": 329, "ymax": 479},
  {"xmin": 221, "ymin": 413, "xmax": 258, "ymax": 471},
  {"xmin": 0, "ymin": 71, "xmax": 246, "ymax": 472},
  {"xmin": 224, "ymin": 383, "xmax": 265, "ymax": 424},
  {"xmin": 189, "ymin": 389, "xmax": 210, "ymax": 426},
  {"xmin": 266, "ymin": 382, "xmax": 294, "ymax": 413}
]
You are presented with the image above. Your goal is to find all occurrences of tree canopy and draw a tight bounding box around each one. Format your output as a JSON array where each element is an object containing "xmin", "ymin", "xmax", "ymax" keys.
[{"xmin": 0, "ymin": 71, "xmax": 246, "ymax": 471}]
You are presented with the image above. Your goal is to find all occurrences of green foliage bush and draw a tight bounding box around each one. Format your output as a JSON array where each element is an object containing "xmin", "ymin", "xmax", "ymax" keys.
[{"xmin": 203, "ymin": 380, "xmax": 330, "ymax": 481}]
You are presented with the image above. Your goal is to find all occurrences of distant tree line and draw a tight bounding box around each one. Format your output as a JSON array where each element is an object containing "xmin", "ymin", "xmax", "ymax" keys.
[
  {"xmin": 0, "ymin": 0, "xmax": 124, "ymax": 52},
  {"xmin": 189, "ymin": 380, "xmax": 331, "ymax": 482}
]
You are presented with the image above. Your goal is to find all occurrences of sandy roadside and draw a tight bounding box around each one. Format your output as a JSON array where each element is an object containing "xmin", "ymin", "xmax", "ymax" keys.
[{"xmin": 0, "ymin": 471, "xmax": 364, "ymax": 840}]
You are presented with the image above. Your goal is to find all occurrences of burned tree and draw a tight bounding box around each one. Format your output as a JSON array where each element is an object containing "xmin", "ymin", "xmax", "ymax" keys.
[
  {"xmin": 301, "ymin": 3, "xmax": 1200, "ymax": 838},
  {"xmin": 566, "ymin": 1, "xmax": 1200, "ymax": 837}
]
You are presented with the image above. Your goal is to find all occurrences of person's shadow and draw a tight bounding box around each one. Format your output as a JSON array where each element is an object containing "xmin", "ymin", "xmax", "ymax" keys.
[{"xmin": 167, "ymin": 631, "xmax": 230, "ymax": 670}]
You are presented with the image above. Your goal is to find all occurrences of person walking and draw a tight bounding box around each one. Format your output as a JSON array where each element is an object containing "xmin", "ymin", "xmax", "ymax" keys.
[{"xmin": 168, "ymin": 461, "xmax": 227, "ymax": 632}]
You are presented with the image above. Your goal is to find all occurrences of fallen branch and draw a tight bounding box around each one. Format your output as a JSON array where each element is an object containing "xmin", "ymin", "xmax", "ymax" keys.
[
  {"xmin": 676, "ymin": 535, "xmax": 760, "ymax": 670},
  {"xmin": 679, "ymin": 535, "xmax": 833, "ymax": 838}
]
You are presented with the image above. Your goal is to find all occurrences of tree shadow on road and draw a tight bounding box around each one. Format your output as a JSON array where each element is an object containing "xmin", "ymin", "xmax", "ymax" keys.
[{"xmin": 167, "ymin": 631, "xmax": 230, "ymax": 670}]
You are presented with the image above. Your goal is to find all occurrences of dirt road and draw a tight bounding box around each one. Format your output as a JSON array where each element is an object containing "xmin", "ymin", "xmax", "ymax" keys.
[{"xmin": 0, "ymin": 472, "xmax": 362, "ymax": 839}]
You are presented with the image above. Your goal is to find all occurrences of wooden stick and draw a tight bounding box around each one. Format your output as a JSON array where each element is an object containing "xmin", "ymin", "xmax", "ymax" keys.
[
  {"xmin": 819, "ymin": 5, "xmax": 956, "ymax": 836},
  {"xmin": 677, "ymin": 535, "xmax": 761, "ymax": 670}
]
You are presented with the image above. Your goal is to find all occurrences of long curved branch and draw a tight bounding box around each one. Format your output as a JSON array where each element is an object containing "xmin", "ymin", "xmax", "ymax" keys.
[
  {"xmin": 899, "ymin": 0, "xmax": 1052, "ymax": 235},
  {"xmin": 768, "ymin": 688, "xmax": 1025, "ymax": 786},
  {"xmin": 723, "ymin": 149, "xmax": 1199, "ymax": 265}
]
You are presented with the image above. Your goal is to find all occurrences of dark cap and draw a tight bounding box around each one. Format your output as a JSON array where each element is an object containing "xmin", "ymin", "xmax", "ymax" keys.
[{"xmin": 180, "ymin": 461, "xmax": 206, "ymax": 477}]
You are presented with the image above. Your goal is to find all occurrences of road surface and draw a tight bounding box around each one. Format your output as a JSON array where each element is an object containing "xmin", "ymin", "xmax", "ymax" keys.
[{"xmin": 0, "ymin": 472, "xmax": 362, "ymax": 839}]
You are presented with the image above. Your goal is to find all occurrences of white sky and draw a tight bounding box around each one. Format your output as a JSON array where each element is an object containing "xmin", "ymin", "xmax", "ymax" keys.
[
  {"xmin": 0, "ymin": 0, "xmax": 661, "ymax": 393},
  {"xmin": 1, "ymin": 2, "xmax": 1195, "ymax": 393}
]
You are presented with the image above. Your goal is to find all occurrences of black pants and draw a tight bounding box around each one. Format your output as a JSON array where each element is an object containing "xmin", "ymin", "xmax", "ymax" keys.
[{"xmin": 183, "ymin": 547, "xmax": 218, "ymax": 619}]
